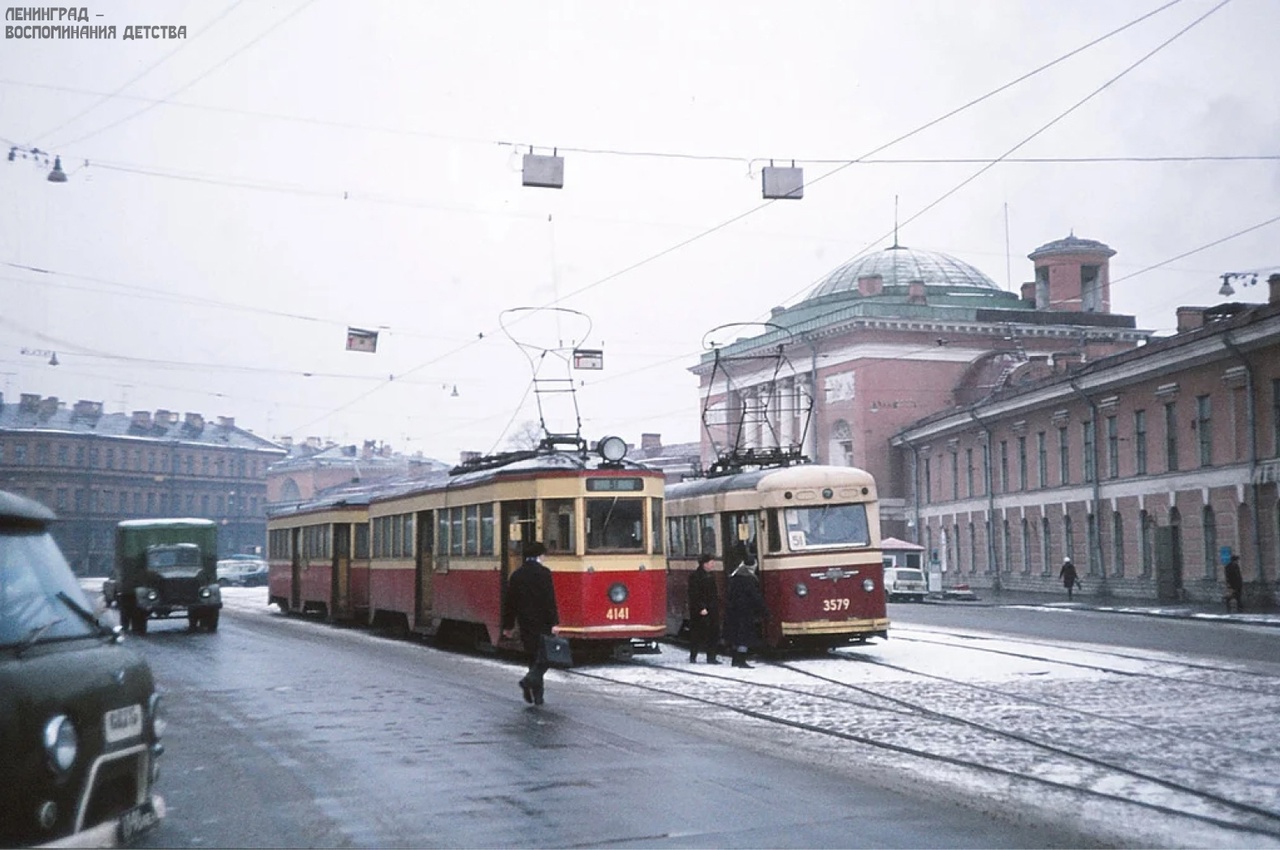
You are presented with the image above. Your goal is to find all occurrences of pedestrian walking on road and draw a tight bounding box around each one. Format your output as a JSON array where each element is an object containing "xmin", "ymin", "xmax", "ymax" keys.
[
  {"xmin": 501, "ymin": 540, "xmax": 559, "ymax": 706},
  {"xmin": 1224, "ymin": 554, "xmax": 1244, "ymax": 613},
  {"xmin": 725, "ymin": 559, "xmax": 767, "ymax": 669},
  {"xmin": 687, "ymin": 554, "xmax": 721, "ymax": 664},
  {"xmin": 1059, "ymin": 558, "xmax": 1080, "ymax": 601}
]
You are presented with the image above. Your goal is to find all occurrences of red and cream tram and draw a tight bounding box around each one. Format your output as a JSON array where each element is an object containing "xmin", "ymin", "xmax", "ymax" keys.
[
  {"xmin": 267, "ymin": 494, "xmax": 373, "ymax": 622},
  {"xmin": 353, "ymin": 436, "xmax": 667, "ymax": 658},
  {"xmin": 664, "ymin": 460, "xmax": 887, "ymax": 650}
]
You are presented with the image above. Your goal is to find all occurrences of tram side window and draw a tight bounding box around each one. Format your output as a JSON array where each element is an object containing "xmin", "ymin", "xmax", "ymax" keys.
[
  {"xmin": 401, "ymin": 514, "xmax": 414, "ymax": 558},
  {"xmin": 465, "ymin": 505, "xmax": 480, "ymax": 556},
  {"xmin": 667, "ymin": 517, "xmax": 684, "ymax": 557},
  {"xmin": 543, "ymin": 499, "xmax": 576, "ymax": 554},
  {"xmin": 450, "ymin": 507, "xmax": 464, "ymax": 556},
  {"xmin": 480, "ymin": 503, "xmax": 494, "ymax": 555},
  {"xmin": 354, "ymin": 523, "xmax": 370, "ymax": 559},
  {"xmin": 585, "ymin": 497, "xmax": 644, "ymax": 552},
  {"xmin": 766, "ymin": 509, "xmax": 782, "ymax": 553},
  {"xmin": 682, "ymin": 517, "xmax": 699, "ymax": 556},
  {"xmin": 699, "ymin": 515, "xmax": 717, "ymax": 556},
  {"xmin": 651, "ymin": 498, "xmax": 663, "ymax": 554}
]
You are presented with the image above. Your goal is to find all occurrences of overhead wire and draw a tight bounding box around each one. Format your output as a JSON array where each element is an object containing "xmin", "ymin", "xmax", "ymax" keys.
[
  {"xmin": 26, "ymin": 0, "xmax": 246, "ymax": 146},
  {"xmin": 49, "ymin": 0, "xmax": 318, "ymax": 150},
  {"xmin": 286, "ymin": 0, "xmax": 1193, "ymax": 439}
]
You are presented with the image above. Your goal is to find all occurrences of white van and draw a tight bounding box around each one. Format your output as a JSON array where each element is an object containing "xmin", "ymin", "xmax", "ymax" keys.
[{"xmin": 883, "ymin": 567, "xmax": 928, "ymax": 602}]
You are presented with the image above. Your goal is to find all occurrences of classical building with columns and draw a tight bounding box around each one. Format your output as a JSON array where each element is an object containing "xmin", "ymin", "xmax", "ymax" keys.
[{"xmin": 693, "ymin": 234, "xmax": 1148, "ymax": 540}]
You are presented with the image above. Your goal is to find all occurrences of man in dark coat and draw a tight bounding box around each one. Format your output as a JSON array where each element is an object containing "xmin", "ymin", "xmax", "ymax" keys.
[
  {"xmin": 501, "ymin": 540, "xmax": 559, "ymax": 705},
  {"xmin": 1224, "ymin": 554, "xmax": 1244, "ymax": 613},
  {"xmin": 724, "ymin": 561, "xmax": 767, "ymax": 668},
  {"xmin": 1059, "ymin": 558, "xmax": 1079, "ymax": 600},
  {"xmin": 687, "ymin": 553, "xmax": 720, "ymax": 664}
]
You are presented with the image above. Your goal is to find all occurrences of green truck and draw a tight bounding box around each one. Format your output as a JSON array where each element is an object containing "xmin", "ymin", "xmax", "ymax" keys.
[{"xmin": 104, "ymin": 519, "xmax": 223, "ymax": 634}]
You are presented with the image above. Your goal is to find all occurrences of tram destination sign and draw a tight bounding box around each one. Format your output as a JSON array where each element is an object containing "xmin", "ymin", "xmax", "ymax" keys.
[{"xmin": 586, "ymin": 477, "xmax": 643, "ymax": 492}]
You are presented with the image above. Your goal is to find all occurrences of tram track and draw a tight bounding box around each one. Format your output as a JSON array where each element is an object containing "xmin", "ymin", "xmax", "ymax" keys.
[
  {"xmin": 571, "ymin": 656, "xmax": 1280, "ymax": 841},
  {"xmin": 890, "ymin": 630, "xmax": 1280, "ymax": 694}
]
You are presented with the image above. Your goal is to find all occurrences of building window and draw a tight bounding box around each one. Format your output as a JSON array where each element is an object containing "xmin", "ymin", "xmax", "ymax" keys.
[
  {"xmin": 1106, "ymin": 416, "xmax": 1119, "ymax": 479},
  {"xmin": 201, "ymin": 494, "xmax": 210, "ymax": 514},
  {"xmin": 1037, "ymin": 432, "xmax": 1047, "ymax": 488},
  {"xmin": 953, "ymin": 523, "xmax": 962, "ymax": 572},
  {"xmin": 35, "ymin": 443, "xmax": 50, "ymax": 464},
  {"xmin": 105, "ymin": 447, "xmax": 114, "ymax": 469},
  {"xmin": 1021, "ymin": 518, "xmax": 1032, "ymax": 575},
  {"xmin": 923, "ymin": 458, "xmax": 932, "ymax": 505},
  {"xmin": 981, "ymin": 442, "xmax": 990, "ymax": 496},
  {"xmin": 1272, "ymin": 379, "xmax": 1280, "ymax": 458},
  {"xmin": 1063, "ymin": 514, "xmax": 1075, "ymax": 563},
  {"xmin": 1164, "ymin": 402, "xmax": 1178, "ymax": 472},
  {"xmin": 1135, "ymin": 410, "xmax": 1148, "ymax": 475},
  {"xmin": 57, "ymin": 488, "xmax": 68, "ymax": 511},
  {"xmin": 951, "ymin": 452, "xmax": 959, "ymax": 501},
  {"xmin": 1017, "ymin": 436, "xmax": 1028, "ymax": 491},
  {"xmin": 966, "ymin": 448, "xmax": 974, "ymax": 497},
  {"xmin": 968, "ymin": 523, "xmax": 977, "ymax": 574},
  {"xmin": 986, "ymin": 519, "xmax": 997, "ymax": 573},
  {"xmin": 1112, "ymin": 511, "xmax": 1125, "ymax": 577},
  {"xmin": 1082, "ymin": 420, "xmax": 1096, "ymax": 484},
  {"xmin": 1058, "ymin": 426, "xmax": 1069, "ymax": 485},
  {"xmin": 14, "ymin": 444, "xmax": 27, "ymax": 463},
  {"xmin": 146, "ymin": 493, "xmax": 155, "ymax": 514},
  {"xmin": 1197, "ymin": 395, "xmax": 1212, "ymax": 467},
  {"xmin": 1087, "ymin": 513, "xmax": 1100, "ymax": 575},
  {"xmin": 1002, "ymin": 518, "xmax": 1012, "ymax": 574},
  {"xmin": 57, "ymin": 444, "xmax": 69, "ymax": 465},
  {"xmin": 1203, "ymin": 505, "xmax": 1217, "ymax": 579},
  {"xmin": 999, "ymin": 441, "xmax": 1009, "ymax": 493},
  {"xmin": 1041, "ymin": 517, "xmax": 1052, "ymax": 576}
]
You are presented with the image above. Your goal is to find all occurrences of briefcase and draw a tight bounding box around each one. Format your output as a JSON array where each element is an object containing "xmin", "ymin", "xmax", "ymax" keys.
[{"xmin": 538, "ymin": 634, "xmax": 573, "ymax": 669}]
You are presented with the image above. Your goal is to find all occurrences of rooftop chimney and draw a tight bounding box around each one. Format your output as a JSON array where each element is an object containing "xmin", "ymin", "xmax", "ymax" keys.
[
  {"xmin": 1020, "ymin": 282, "xmax": 1036, "ymax": 305},
  {"xmin": 131, "ymin": 410, "xmax": 153, "ymax": 430},
  {"xmin": 19, "ymin": 393, "xmax": 40, "ymax": 412},
  {"xmin": 183, "ymin": 412, "xmax": 205, "ymax": 432},
  {"xmin": 72, "ymin": 400, "xmax": 103, "ymax": 420},
  {"xmin": 641, "ymin": 433, "xmax": 662, "ymax": 453},
  {"xmin": 1270, "ymin": 273, "xmax": 1280, "ymax": 306},
  {"xmin": 38, "ymin": 396, "xmax": 59, "ymax": 419},
  {"xmin": 1176, "ymin": 306, "xmax": 1206, "ymax": 333},
  {"xmin": 217, "ymin": 416, "xmax": 236, "ymax": 429},
  {"xmin": 459, "ymin": 450, "xmax": 481, "ymax": 465},
  {"xmin": 155, "ymin": 409, "xmax": 178, "ymax": 427}
]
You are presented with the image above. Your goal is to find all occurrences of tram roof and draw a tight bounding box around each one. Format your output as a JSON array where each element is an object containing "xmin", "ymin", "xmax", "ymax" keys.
[{"xmin": 666, "ymin": 464, "xmax": 876, "ymax": 500}]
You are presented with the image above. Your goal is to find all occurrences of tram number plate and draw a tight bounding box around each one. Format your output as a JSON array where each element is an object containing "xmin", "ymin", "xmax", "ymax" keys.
[
  {"xmin": 605, "ymin": 606, "xmax": 630, "ymax": 621},
  {"xmin": 822, "ymin": 598, "xmax": 850, "ymax": 612}
]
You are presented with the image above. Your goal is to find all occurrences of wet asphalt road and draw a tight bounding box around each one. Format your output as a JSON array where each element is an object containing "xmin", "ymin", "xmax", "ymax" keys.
[{"xmin": 130, "ymin": 607, "xmax": 1093, "ymax": 849}]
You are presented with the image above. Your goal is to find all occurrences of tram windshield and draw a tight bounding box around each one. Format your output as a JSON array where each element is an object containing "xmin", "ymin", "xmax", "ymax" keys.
[
  {"xmin": 585, "ymin": 497, "xmax": 644, "ymax": 552},
  {"xmin": 783, "ymin": 503, "xmax": 871, "ymax": 550}
]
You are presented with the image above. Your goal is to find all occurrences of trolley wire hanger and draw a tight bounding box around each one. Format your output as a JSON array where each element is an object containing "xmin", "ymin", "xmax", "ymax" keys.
[{"xmin": 699, "ymin": 322, "xmax": 815, "ymax": 477}]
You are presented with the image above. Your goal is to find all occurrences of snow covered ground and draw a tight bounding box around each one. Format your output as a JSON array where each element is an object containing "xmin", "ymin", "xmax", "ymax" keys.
[{"xmin": 124, "ymin": 585, "xmax": 1280, "ymax": 848}]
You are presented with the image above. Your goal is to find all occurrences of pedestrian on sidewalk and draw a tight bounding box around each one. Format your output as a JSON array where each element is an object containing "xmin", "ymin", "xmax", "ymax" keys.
[
  {"xmin": 1059, "ymin": 558, "xmax": 1080, "ymax": 601},
  {"xmin": 687, "ymin": 553, "xmax": 721, "ymax": 664},
  {"xmin": 501, "ymin": 540, "xmax": 559, "ymax": 706},
  {"xmin": 1224, "ymin": 554, "xmax": 1244, "ymax": 613}
]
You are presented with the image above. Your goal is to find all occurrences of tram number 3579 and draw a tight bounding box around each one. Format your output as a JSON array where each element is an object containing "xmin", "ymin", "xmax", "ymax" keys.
[
  {"xmin": 605, "ymin": 607, "xmax": 630, "ymax": 621},
  {"xmin": 822, "ymin": 598, "xmax": 851, "ymax": 612}
]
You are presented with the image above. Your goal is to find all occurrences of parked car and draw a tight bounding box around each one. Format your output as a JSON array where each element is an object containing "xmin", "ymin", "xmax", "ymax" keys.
[
  {"xmin": 0, "ymin": 490, "xmax": 165, "ymax": 846},
  {"xmin": 216, "ymin": 556, "xmax": 269, "ymax": 587},
  {"xmin": 883, "ymin": 566, "xmax": 928, "ymax": 602}
]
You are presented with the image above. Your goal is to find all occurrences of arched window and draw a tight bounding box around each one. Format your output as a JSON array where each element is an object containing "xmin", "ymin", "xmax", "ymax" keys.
[
  {"xmin": 280, "ymin": 478, "xmax": 302, "ymax": 503},
  {"xmin": 1203, "ymin": 505, "xmax": 1217, "ymax": 579},
  {"xmin": 829, "ymin": 419, "xmax": 854, "ymax": 468}
]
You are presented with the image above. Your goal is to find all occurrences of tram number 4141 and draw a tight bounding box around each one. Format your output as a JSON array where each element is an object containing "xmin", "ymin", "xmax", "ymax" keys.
[
  {"xmin": 605, "ymin": 607, "xmax": 630, "ymax": 621},
  {"xmin": 822, "ymin": 598, "xmax": 850, "ymax": 612}
]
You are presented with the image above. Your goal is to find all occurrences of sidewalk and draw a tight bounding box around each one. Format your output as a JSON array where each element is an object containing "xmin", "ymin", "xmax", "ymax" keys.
[{"xmin": 928, "ymin": 588, "xmax": 1280, "ymax": 628}]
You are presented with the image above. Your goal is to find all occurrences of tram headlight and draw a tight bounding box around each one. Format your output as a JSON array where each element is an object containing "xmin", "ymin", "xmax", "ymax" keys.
[
  {"xmin": 794, "ymin": 582, "xmax": 808, "ymax": 597},
  {"xmin": 607, "ymin": 582, "xmax": 628, "ymax": 604},
  {"xmin": 598, "ymin": 436, "xmax": 628, "ymax": 463},
  {"xmin": 862, "ymin": 578, "xmax": 876, "ymax": 593}
]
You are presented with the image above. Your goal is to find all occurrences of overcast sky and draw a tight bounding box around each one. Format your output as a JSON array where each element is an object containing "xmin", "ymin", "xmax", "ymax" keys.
[{"xmin": 3, "ymin": 0, "xmax": 1278, "ymax": 464}]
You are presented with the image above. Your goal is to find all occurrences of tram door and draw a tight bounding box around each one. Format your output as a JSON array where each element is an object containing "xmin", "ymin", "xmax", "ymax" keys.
[
  {"xmin": 500, "ymin": 500, "xmax": 537, "ymax": 588},
  {"xmin": 415, "ymin": 510, "xmax": 434, "ymax": 627},
  {"xmin": 289, "ymin": 527, "xmax": 302, "ymax": 612},
  {"xmin": 332, "ymin": 523, "xmax": 350, "ymax": 619}
]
